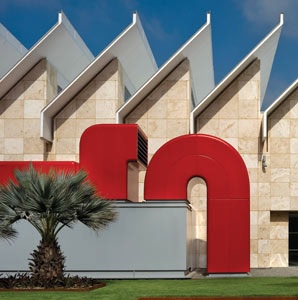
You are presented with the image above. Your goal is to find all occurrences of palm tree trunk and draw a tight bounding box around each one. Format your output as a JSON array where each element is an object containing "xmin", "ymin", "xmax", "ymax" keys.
[{"xmin": 29, "ymin": 237, "xmax": 65, "ymax": 285}]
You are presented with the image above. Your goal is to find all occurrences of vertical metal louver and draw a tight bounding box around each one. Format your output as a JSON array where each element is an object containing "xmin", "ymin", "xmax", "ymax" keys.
[{"xmin": 137, "ymin": 130, "xmax": 148, "ymax": 167}]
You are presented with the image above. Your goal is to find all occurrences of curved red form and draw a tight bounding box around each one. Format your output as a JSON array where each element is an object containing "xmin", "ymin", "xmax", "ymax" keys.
[
  {"xmin": 144, "ymin": 134, "xmax": 250, "ymax": 273},
  {"xmin": 80, "ymin": 124, "xmax": 147, "ymax": 200}
]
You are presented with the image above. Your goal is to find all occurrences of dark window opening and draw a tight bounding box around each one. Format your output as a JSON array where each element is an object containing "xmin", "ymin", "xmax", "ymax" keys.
[{"xmin": 289, "ymin": 213, "xmax": 298, "ymax": 266}]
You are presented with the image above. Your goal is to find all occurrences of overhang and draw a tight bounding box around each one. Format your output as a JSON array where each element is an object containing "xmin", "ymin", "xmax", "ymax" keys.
[
  {"xmin": 190, "ymin": 14, "xmax": 283, "ymax": 133},
  {"xmin": 0, "ymin": 23, "xmax": 27, "ymax": 78},
  {"xmin": 41, "ymin": 12, "xmax": 157, "ymax": 142},
  {"xmin": 116, "ymin": 13, "xmax": 214, "ymax": 124},
  {"xmin": 262, "ymin": 78, "xmax": 298, "ymax": 141},
  {"xmin": 0, "ymin": 11, "xmax": 94, "ymax": 99}
]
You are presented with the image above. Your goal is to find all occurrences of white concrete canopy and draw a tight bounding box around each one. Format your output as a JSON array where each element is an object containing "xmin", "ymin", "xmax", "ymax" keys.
[
  {"xmin": 190, "ymin": 14, "xmax": 284, "ymax": 133},
  {"xmin": 40, "ymin": 12, "xmax": 157, "ymax": 142},
  {"xmin": 0, "ymin": 23, "xmax": 27, "ymax": 78},
  {"xmin": 116, "ymin": 13, "xmax": 214, "ymax": 124},
  {"xmin": 0, "ymin": 12, "xmax": 94, "ymax": 100},
  {"xmin": 262, "ymin": 78, "xmax": 298, "ymax": 141}
]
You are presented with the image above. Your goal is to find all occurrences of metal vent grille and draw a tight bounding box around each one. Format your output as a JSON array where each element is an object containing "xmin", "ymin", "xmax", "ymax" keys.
[{"xmin": 138, "ymin": 130, "xmax": 148, "ymax": 167}]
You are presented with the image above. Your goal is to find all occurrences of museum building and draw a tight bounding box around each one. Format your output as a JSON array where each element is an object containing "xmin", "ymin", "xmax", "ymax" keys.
[{"xmin": 0, "ymin": 12, "xmax": 298, "ymax": 278}]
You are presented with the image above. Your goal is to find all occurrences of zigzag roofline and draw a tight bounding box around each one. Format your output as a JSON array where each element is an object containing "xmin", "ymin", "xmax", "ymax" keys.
[
  {"xmin": 263, "ymin": 78, "xmax": 298, "ymax": 141},
  {"xmin": 0, "ymin": 11, "xmax": 94, "ymax": 100},
  {"xmin": 190, "ymin": 14, "xmax": 284, "ymax": 133},
  {"xmin": 116, "ymin": 13, "xmax": 214, "ymax": 124},
  {"xmin": 40, "ymin": 12, "xmax": 157, "ymax": 142},
  {"xmin": 0, "ymin": 23, "xmax": 27, "ymax": 78}
]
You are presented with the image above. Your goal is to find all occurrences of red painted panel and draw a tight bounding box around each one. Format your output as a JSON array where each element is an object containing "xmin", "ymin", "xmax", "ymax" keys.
[
  {"xmin": 144, "ymin": 134, "xmax": 250, "ymax": 273},
  {"xmin": 80, "ymin": 124, "xmax": 144, "ymax": 200},
  {"xmin": 145, "ymin": 134, "xmax": 249, "ymax": 200},
  {"xmin": 208, "ymin": 199, "xmax": 250, "ymax": 273},
  {"xmin": 0, "ymin": 161, "xmax": 78, "ymax": 185}
]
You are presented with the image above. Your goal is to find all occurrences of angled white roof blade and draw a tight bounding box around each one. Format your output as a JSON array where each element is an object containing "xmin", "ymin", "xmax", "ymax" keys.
[
  {"xmin": 40, "ymin": 12, "xmax": 157, "ymax": 142},
  {"xmin": 0, "ymin": 23, "xmax": 27, "ymax": 78},
  {"xmin": 116, "ymin": 12, "xmax": 214, "ymax": 124},
  {"xmin": 0, "ymin": 11, "xmax": 94, "ymax": 100},
  {"xmin": 190, "ymin": 14, "xmax": 283, "ymax": 133},
  {"xmin": 262, "ymin": 78, "xmax": 298, "ymax": 141}
]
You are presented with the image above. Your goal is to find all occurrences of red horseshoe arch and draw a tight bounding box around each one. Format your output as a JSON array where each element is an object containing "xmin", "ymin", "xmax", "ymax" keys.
[{"xmin": 144, "ymin": 134, "xmax": 250, "ymax": 273}]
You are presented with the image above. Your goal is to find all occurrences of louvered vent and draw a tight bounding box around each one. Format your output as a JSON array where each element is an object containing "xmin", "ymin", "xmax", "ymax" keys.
[{"xmin": 138, "ymin": 130, "xmax": 148, "ymax": 167}]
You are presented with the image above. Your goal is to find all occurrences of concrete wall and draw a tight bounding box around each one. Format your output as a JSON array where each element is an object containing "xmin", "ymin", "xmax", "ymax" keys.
[{"xmin": 0, "ymin": 201, "xmax": 192, "ymax": 278}]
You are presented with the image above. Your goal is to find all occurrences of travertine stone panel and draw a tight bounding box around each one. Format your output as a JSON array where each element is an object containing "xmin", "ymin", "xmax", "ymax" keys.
[
  {"xmin": 258, "ymin": 225, "xmax": 270, "ymax": 239},
  {"xmin": 125, "ymin": 59, "xmax": 191, "ymax": 202},
  {"xmin": 125, "ymin": 59, "xmax": 190, "ymax": 146},
  {"xmin": 250, "ymin": 254, "xmax": 258, "ymax": 268},
  {"xmin": 55, "ymin": 138, "xmax": 76, "ymax": 154},
  {"xmin": 195, "ymin": 59, "xmax": 265, "ymax": 267},
  {"xmin": 4, "ymin": 138, "xmax": 23, "ymax": 154},
  {"xmin": 188, "ymin": 177, "xmax": 207, "ymax": 268},
  {"xmin": 24, "ymin": 154, "xmax": 44, "ymax": 161},
  {"xmin": 24, "ymin": 138, "xmax": 44, "ymax": 153},
  {"xmin": 290, "ymin": 197, "xmax": 298, "ymax": 209},
  {"xmin": 271, "ymin": 168, "xmax": 290, "ymax": 182},
  {"xmin": 4, "ymin": 119, "xmax": 24, "ymax": 137},
  {"xmin": 270, "ymin": 254, "xmax": 288, "ymax": 267},
  {"xmin": 149, "ymin": 138, "xmax": 167, "ymax": 154},
  {"xmin": 258, "ymin": 239, "xmax": 270, "ymax": 253},
  {"xmin": 270, "ymin": 119, "xmax": 290, "ymax": 137},
  {"xmin": 271, "ymin": 197, "xmax": 290, "ymax": 210},
  {"xmin": 271, "ymin": 154, "xmax": 290, "ymax": 168},
  {"xmin": 219, "ymin": 119, "xmax": 238, "ymax": 137},
  {"xmin": 0, "ymin": 59, "xmax": 55, "ymax": 161},
  {"xmin": 50, "ymin": 59, "xmax": 123, "ymax": 161},
  {"xmin": 4, "ymin": 99, "xmax": 24, "ymax": 118},
  {"xmin": 269, "ymin": 212, "xmax": 288, "ymax": 267},
  {"xmin": 268, "ymin": 87, "xmax": 298, "ymax": 221},
  {"xmin": 271, "ymin": 182, "xmax": 290, "ymax": 197},
  {"xmin": 250, "ymin": 197, "xmax": 258, "ymax": 210},
  {"xmin": 239, "ymin": 138, "xmax": 259, "ymax": 153},
  {"xmin": 197, "ymin": 119, "xmax": 219, "ymax": 136},
  {"xmin": 23, "ymin": 119, "xmax": 40, "ymax": 137},
  {"xmin": 258, "ymin": 211, "xmax": 270, "ymax": 225},
  {"xmin": 258, "ymin": 253, "xmax": 270, "ymax": 268},
  {"xmin": 55, "ymin": 119, "xmax": 77, "ymax": 138},
  {"xmin": 238, "ymin": 119, "xmax": 260, "ymax": 138}
]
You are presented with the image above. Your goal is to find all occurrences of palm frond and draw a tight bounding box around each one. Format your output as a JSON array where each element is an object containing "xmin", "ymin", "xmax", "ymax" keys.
[
  {"xmin": 76, "ymin": 196, "xmax": 118, "ymax": 231},
  {"xmin": 0, "ymin": 165, "xmax": 117, "ymax": 242},
  {"xmin": 0, "ymin": 222, "xmax": 17, "ymax": 240}
]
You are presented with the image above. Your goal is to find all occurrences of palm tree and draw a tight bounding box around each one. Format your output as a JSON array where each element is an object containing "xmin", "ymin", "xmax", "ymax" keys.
[{"xmin": 0, "ymin": 165, "xmax": 117, "ymax": 284}]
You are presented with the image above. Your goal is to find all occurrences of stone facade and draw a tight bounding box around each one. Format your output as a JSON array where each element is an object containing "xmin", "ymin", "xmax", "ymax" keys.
[
  {"xmin": 267, "ymin": 87, "xmax": 298, "ymax": 266},
  {"xmin": 195, "ymin": 59, "xmax": 263, "ymax": 267},
  {"xmin": 0, "ymin": 59, "xmax": 57, "ymax": 161},
  {"xmin": 125, "ymin": 59, "xmax": 191, "ymax": 202},
  {"xmin": 48, "ymin": 59, "xmax": 124, "ymax": 162},
  {"xmin": 0, "ymin": 22, "xmax": 296, "ymax": 271}
]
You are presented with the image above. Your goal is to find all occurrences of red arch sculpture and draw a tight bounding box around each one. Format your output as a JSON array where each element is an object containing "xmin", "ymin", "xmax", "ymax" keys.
[{"xmin": 144, "ymin": 134, "xmax": 250, "ymax": 273}]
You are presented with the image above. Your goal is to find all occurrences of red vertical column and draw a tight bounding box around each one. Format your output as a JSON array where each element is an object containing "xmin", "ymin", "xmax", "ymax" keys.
[{"xmin": 144, "ymin": 134, "xmax": 250, "ymax": 273}]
